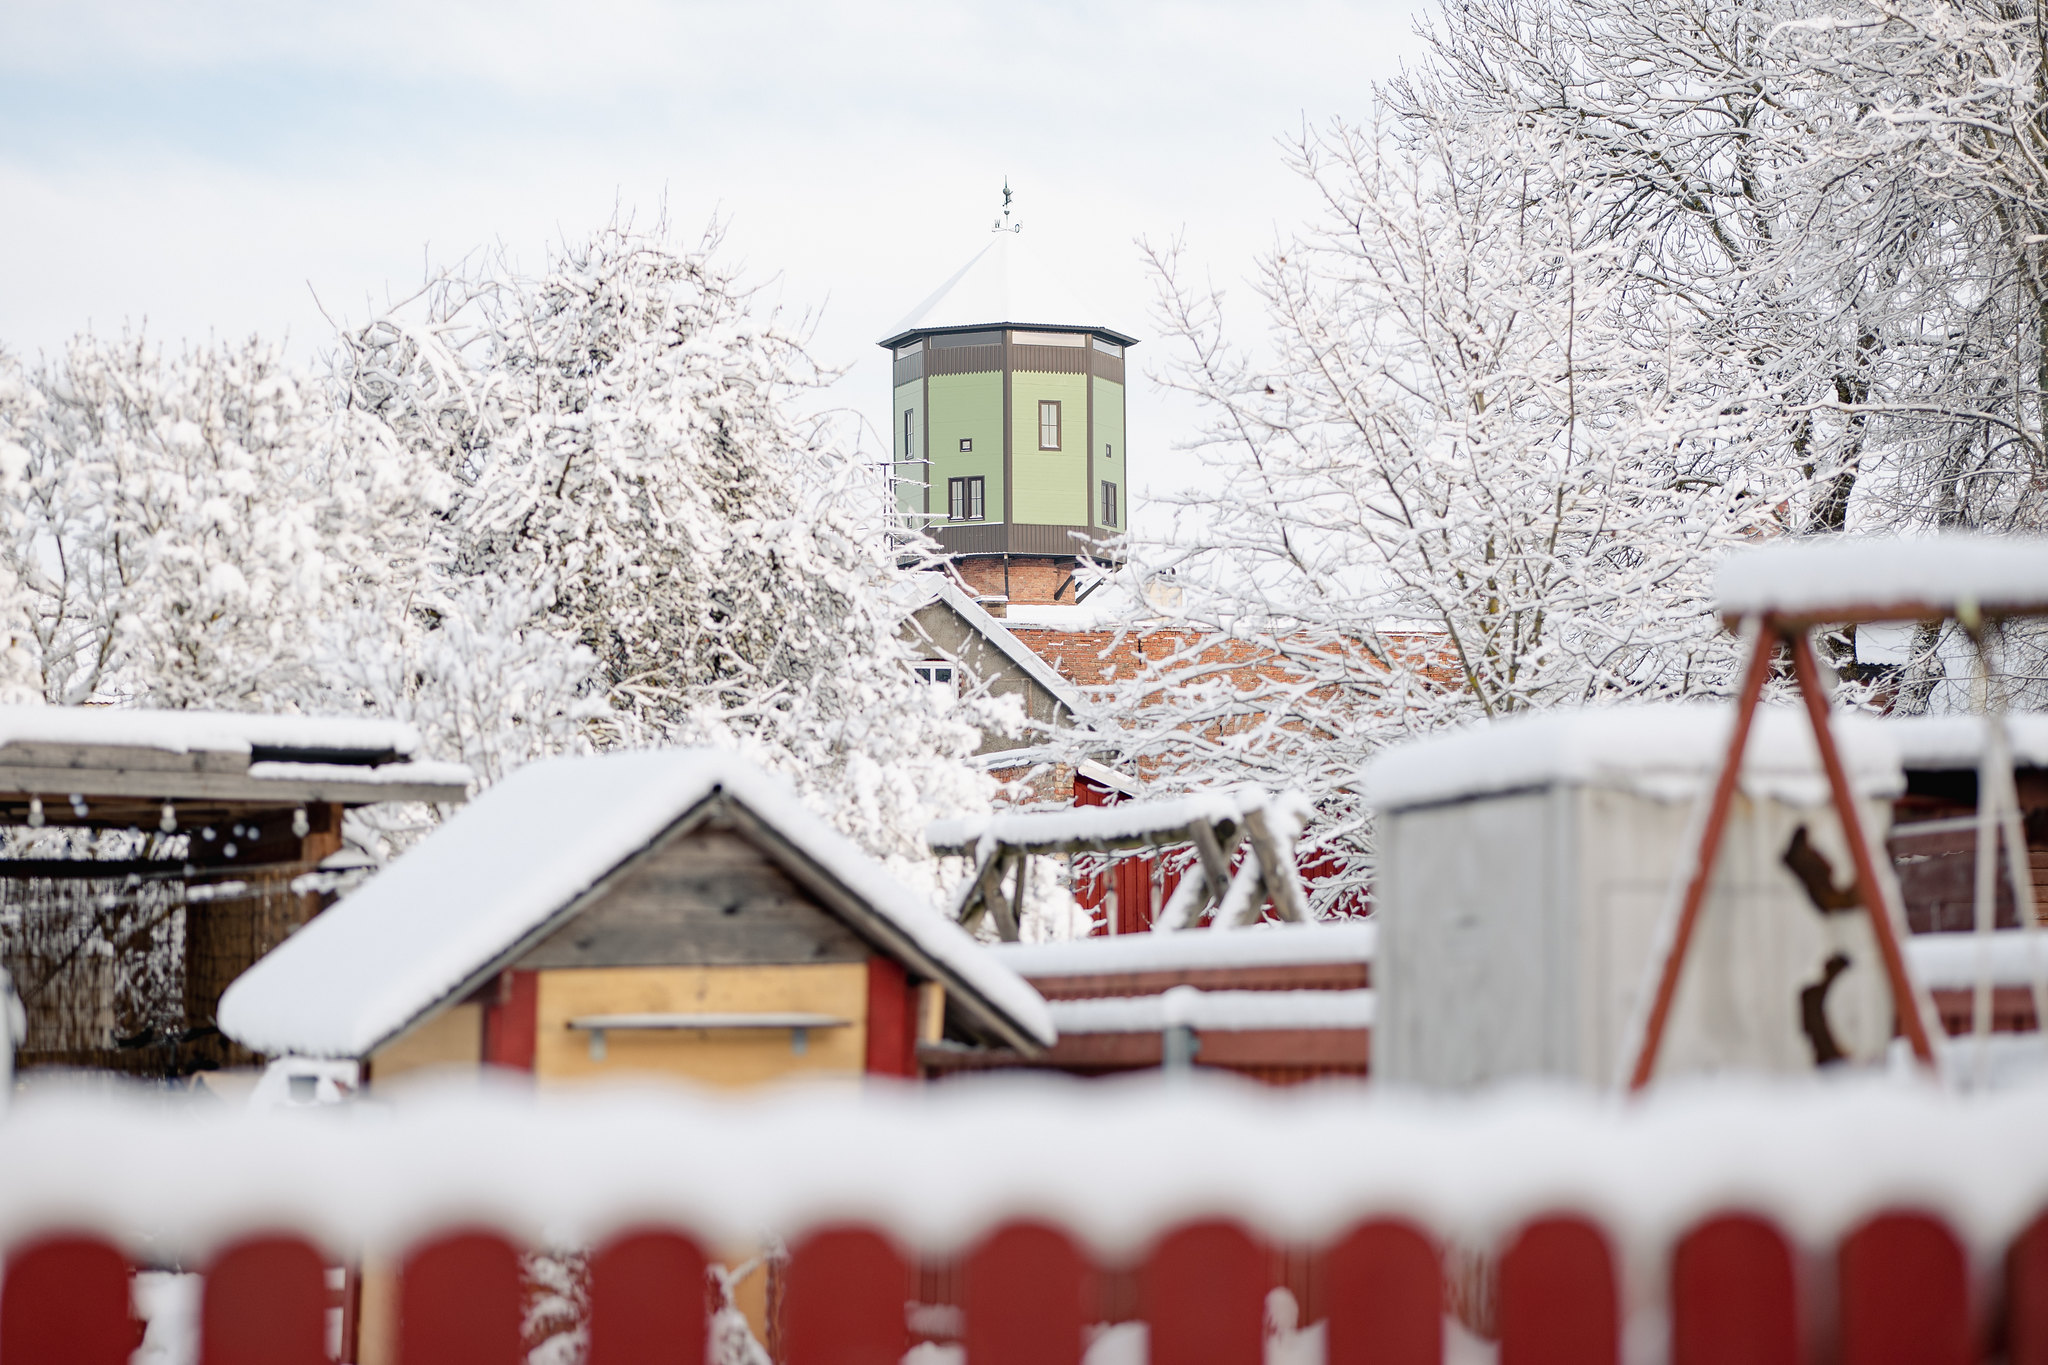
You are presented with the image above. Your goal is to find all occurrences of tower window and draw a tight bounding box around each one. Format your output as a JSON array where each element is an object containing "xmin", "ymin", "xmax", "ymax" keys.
[
  {"xmin": 903, "ymin": 409, "xmax": 917, "ymax": 459},
  {"xmin": 1039, "ymin": 400, "xmax": 1062, "ymax": 450},
  {"xmin": 1101, "ymin": 480, "xmax": 1118, "ymax": 526},
  {"xmin": 959, "ymin": 438, "xmax": 973, "ymax": 452},
  {"xmin": 949, "ymin": 476, "xmax": 985, "ymax": 522},
  {"xmin": 1105, "ymin": 442, "xmax": 1113, "ymax": 461}
]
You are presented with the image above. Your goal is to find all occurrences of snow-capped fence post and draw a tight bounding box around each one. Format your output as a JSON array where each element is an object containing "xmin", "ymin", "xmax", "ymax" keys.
[
  {"xmin": 1140, "ymin": 1222, "xmax": 1266, "ymax": 1365},
  {"xmin": 199, "ymin": 1235, "xmax": 328, "ymax": 1365},
  {"xmin": 964, "ymin": 1222, "xmax": 1091, "ymax": 1365},
  {"xmin": 588, "ymin": 1230, "xmax": 707, "ymax": 1365},
  {"xmin": 783, "ymin": 1227, "xmax": 910, "ymax": 1365},
  {"xmin": 0, "ymin": 1233, "xmax": 135, "ymax": 1364},
  {"xmin": 1838, "ymin": 1213, "xmax": 1972, "ymax": 1365},
  {"xmin": 1669, "ymin": 1214, "xmax": 1798, "ymax": 1365},
  {"xmin": 1324, "ymin": 1220, "xmax": 1441, "ymax": 1364},
  {"xmin": 397, "ymin": 1230, "xmax": 524, "ymax": 1365},
  {"xmin": 1498, "ymin": 1216, "xmax": 1619, "ymax": 1365}
]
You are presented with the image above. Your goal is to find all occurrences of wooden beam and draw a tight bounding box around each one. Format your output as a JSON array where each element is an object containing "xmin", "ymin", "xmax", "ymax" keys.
[{"xmin": 1242, "ymin": 806, "xmax": 1310, "ymax": 923}]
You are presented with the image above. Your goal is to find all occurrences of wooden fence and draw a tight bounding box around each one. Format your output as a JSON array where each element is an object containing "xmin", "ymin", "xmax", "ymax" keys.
[{"xmin": 5, "ymin": 1204, "xmax": 2045, "ymax": 1364}]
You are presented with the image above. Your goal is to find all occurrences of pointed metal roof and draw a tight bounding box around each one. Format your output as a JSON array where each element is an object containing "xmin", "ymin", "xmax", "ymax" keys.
[{"xmin": 879, "ymin": 235, "xmax": 1137, "ymax": 348}]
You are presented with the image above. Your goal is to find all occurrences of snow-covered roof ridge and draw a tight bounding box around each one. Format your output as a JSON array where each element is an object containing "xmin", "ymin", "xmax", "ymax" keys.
[
  {"xmin": 928, "ymin": 787, "xmax": 1280, "ymax": 854},
  {"xmin": 902, "ymin": 575, "xmax": 1091, "ymax": 720},
  {"xmin": 1882, "ymin": 714, "xmax": 2048, "ymax": 770},
  {"xmin": 883, "ymin": 236, "xmax": 1134, "ymax": 345},
  {"xmin": 217, "ymin": 749, "xmax": 1054, "ymax": 1059},
  {"xmin": 991, "ymin": 921, "xmax": 1377, "ymax": 978},
  {"xmin": 0, "ymin": 703, "xmax": 421, "ymax": 762},
  {"xmin": 1716, "ymin": 533, "xmax": 2048, "ymax": 620},
  {"xmin": 1360, "ymin": 703, "xmax": 1903, "ymax": 812}
]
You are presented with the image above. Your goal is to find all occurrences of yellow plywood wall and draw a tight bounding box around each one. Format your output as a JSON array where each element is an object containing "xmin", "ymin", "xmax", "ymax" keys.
[
  {"xmin": 533, "ymin": 963, "xmax": 868, "ymax": 1087},
  {"xmin": 367, "ymin": 1003, "xmax": 482, "ymax": 1085}
]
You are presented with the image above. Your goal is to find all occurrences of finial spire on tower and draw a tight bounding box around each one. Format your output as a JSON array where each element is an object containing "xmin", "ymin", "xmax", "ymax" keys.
[{"xmin": 993, "ymin": 178, "xmax": 1022, "ymax": 234}]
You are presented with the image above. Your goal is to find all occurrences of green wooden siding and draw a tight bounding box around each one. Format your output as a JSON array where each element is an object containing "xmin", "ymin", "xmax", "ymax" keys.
[
  {"xmin": 927, "ymin": 372, "xmax": 1005, "ymax": 523},
  {"xmin": 1092, "ymin": 375, "xmax": 1125, "ymax": 529},
  {"xmin": 1011, "ymin": 371, "xmax": 1088, "ymax": 525},
  {"xmin": 893, "ymin": 380, "xmax": 924, "ymax": 518}
]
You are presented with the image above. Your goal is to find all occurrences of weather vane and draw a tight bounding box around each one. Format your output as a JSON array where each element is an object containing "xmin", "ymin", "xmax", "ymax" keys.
[{"xmin": 993, "ymin": 178, "xmax": 1022, "ymax": 234}]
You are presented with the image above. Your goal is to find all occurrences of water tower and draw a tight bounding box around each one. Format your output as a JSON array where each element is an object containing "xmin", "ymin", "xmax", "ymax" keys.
[{"xmin": 880, "ymin": 224, "xmax": 1136, "ymax": 607}]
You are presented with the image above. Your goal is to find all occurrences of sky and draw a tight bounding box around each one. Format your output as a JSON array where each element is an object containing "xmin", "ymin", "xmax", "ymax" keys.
[{"xmin": 0, "ymin": 0, "xmax": 1430, "ymax": 511}]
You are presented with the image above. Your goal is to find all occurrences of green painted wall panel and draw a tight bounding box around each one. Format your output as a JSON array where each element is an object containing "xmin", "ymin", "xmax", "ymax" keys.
[
  {"xmin": 1011, "ymin": 371, "xmax": 1088, "ymax": 525},
  {"xmin": 893, "ymin": 381, "xmax": 924, "ymax": 518},
  {"xmin": 1092, "ymin": 376, "xmax": 1125, "ymax": 529},
  {"xmin": 926, "ymin": 371, "xmax": 1006, "ymax": 523}
]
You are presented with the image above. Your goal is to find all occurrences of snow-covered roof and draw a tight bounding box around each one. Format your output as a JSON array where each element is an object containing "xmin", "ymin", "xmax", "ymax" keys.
[
  {"xmin": 1717, "ymin": 534, "xmax": 2048, "ymax": 621},
  {"xmin": 1882, "ymin": 714, "xmax": 2048, "ymax": 770},
  {"xmin": 1361, "ymin": 704, "xmax": 1902, "ymax": 812},
  {"xmin": 1046, "ymin": 986, "xmax": 1374, "ymax": 1035},
  {"xmin": 0, "ymin": 703, "xmax": 469, "ymax": 807},
  {"xmin": 881, "ymin": 236, "xmax": 1135, "ymax": 346},
  {"xmin": 218, "ymin": 750, "xmax": 1054, "ymax": 1059},
  {"xmin": 0, "ymin": 703, "xmax": 421, "ymax": 761},
  {"xmin": 899, "ymin": 575, "xmax": 1090, "ymax": 719},
  {"xmin": 991, "ymin": 921, "xmax": 1376, "ymax": 979},
  {"xmin": 1905, "ymin": 929, "xmax": 2048, "ymax": 990}
]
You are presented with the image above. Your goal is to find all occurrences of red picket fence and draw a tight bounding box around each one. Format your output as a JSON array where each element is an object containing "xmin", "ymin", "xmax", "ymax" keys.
[{"xmin": 6, "ymin": 1206, "xmax": 2047, "ymax": 1365}]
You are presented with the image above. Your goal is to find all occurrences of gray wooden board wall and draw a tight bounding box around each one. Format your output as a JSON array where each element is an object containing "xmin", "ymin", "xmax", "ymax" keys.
[{"xmin": 516, "ymin": 818, "xmax": 869, "ymax": 969}]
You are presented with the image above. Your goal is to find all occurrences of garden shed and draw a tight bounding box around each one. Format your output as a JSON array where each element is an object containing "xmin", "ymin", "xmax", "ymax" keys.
[
  {"xmin": 1364, "ymin": 704, "xmax": 1909, "ymax": 1088},
  {"xmin": 217, "ymin": 749, "xmax": 1053, "ymax": 1087}
]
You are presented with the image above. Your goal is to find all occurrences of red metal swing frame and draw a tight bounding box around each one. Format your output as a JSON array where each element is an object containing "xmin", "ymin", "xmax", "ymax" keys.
[{"xmin": 1626, "ymin": 591, "xmax": 2048, "ymax": 1090}]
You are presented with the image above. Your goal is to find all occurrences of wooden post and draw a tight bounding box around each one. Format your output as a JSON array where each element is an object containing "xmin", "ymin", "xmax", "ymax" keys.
[
  {"xmin": 1498, "ymin": 1216, "xmax": 1618, "ymax": 1365},
  {"xmin": 1141, "ymin": 1222, "xmax": 1265, "ymax": 1365},
  {"xmin": 1670, "ymin": 1214, "xmax": 1797, "ymax": 1365},
  {"xmin": 397, "ymin": 1231, "xmax": 524, "ymax": 1365},
  {"xmin": 1839, "ymin": 1213, "xmax": 1971, "ymax": 1365},
  {"xmin": 589, "ymin": 1230, "xmax": 707, "ymax": 1365},
  {"xmin": 784, "ymin": 1227, "xmax": 909, "ymax": 1365},
  {"xmin": 201, "ymin": 1235, "xmax": 328, "ymax": 1365},
  {"xmin": 1325, "ymin": 1220, "xmax": 1440, "ymax": 1365},
  {"xmin": 965, "ymin": 1223, "xmax": 1090, "ymax": 1365},
  {"xmin": 0, "ymin": 1234, "xmax": 137, "ymax": 1365}
]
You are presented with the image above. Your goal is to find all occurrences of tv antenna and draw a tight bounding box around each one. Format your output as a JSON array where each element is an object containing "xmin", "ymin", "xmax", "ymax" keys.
[{"xmin": 993, "ymin": 178, "xmax": 1022, "ymax": 234}]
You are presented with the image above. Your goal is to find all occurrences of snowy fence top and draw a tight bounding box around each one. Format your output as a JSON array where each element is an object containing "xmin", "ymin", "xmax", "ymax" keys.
[
  {"xmin": 990, "ymin": 922, "xmax": 1377, "ymax": 979},
  {"xmin": 1715, "ymin": 534, "xmax": 2048, "ymax": 624},
  {"xmin": 218, "ymin": 749, "xmax": 1054, "ymax": 1059},
  {"xmin": 3, "ymin": 1073, "xmax": 2045, "ymax": 1265},
  {"xmin": 1905, "ymin": 929, "xmax": 2048, "ymax": 990},
  {"xmin": 1360, "ymin": 704, "xmax": 1901, "ymax": 813},
  {"xmin": 929, "ymin": 788, "xmax": 1297, "ymax": 856},
  {"xmin": 0, "ymin": 703, "xmax": 470, "ymax": 809}
]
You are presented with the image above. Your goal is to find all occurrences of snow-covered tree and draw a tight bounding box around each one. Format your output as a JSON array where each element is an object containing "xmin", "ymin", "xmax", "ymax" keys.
[
  {"xmin": 1079, "ymin": 117, "xmax": 1790, "ymax": 907},
  {"xmin": 330, "ymin": 218, "xmax": 1006, "ymax": 862}
]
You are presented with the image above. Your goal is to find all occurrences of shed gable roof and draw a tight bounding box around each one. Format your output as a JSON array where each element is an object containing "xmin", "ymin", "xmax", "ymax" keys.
[{"xmin": 217, "ymin": 750, "xmax": 1054, "ymax": 1058}]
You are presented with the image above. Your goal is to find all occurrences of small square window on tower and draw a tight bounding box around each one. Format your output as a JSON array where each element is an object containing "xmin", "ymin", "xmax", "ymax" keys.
[
  {"xmin": 949, "ymin": 476, "xmax": 985, "ymax": 522},
  {"xmin": 959, "ymin": 438, "xmax": 973, "ymax": 452},
  {"xmin": 1039, "ymin": 400, "xmax": 1061, "ymax": 450},
  {"xmin": 1101, "ymin": 480, "xmax": 1118, "ymax": 526},
  {"xmin": 1104, "ymin": 442, "xmax": 1114, "ymax": 461}
]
